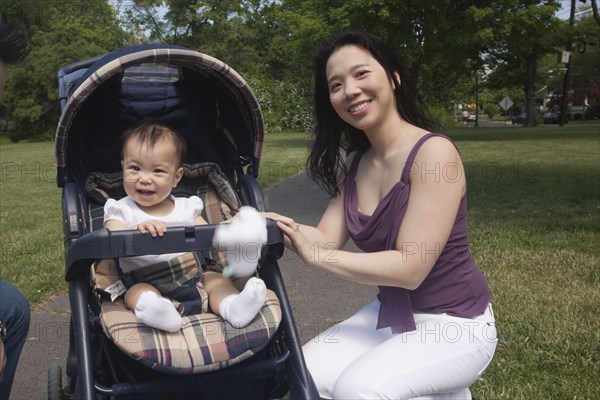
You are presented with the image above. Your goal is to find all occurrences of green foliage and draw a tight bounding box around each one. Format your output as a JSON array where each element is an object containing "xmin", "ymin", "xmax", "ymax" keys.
[
  {"xmin": 247, "ymin": 74, "xmax": 313, "ymax": 133},
  {"xmin": 484, "ymin": 103, "xmax": 499, "ymax": 118},
  {"xmin": 569, "ymin": 15, "xmax": 600, "ymax": 111},
  {"xmin": 1, "ymin": 0, "xmax": 599, "ymax": 137},
  {"xmin": 427, "ymin": 105, "xmax": 461, "ymax": 129},
  {"xmin": 482, "ymin": 1, "xmax": 563, "ymax": 125},
  {"xmin": 0, "ymin": 0, "xmax": 126, "ymax": 141}
]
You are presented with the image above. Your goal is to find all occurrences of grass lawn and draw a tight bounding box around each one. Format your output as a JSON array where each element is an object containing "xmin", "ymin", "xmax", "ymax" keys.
[
  {"xmin": 0, "ymin": 125, "xmax": 598, "ymax": 398},
  {"xmin": 0, "ymin": 141, "xmax": 64, "ymax": 305},
  {"xmin": 448, "ymin": 125, "xmax": 599, "ymax": 399}
]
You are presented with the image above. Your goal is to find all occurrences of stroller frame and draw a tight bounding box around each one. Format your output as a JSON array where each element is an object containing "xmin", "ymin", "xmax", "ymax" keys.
[{"xmin": 50, "ymin": 44, "xmax": 317, "ymax": 399}]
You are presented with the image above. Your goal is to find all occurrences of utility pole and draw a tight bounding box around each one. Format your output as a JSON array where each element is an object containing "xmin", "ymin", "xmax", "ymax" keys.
[
  {"xmin": 559, "ymin": 0, "xmax": 576, "ymax": 126},
  {"xmin": 475, "ymin": 72, "xmax": 479, "ymax": 128}
]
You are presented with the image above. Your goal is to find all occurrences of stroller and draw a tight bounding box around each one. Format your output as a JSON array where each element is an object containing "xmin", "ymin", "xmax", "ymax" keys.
[{"xmin": 48, "ymin": 44, "xmax": 318, "ymax": 399}]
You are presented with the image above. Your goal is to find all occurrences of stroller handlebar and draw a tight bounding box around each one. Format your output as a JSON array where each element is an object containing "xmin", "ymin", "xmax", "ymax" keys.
[{"xmin": 64, "ymin": 219, "xmax": 284, "ymax": 281}]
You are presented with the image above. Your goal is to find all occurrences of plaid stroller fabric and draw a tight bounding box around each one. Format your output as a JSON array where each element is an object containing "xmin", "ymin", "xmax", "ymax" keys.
[
  {"xmin": 117, "ymin": 252, "xmax": 209, "ymax": 317},
  {"xmin": 93, "ymin": 257, "xmax": 281, "ymax": 375}
]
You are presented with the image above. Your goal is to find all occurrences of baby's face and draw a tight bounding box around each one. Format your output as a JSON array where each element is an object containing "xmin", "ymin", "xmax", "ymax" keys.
[{"xmin": 122, "ymin": 137, "xmax": 183, "ymax": 215}]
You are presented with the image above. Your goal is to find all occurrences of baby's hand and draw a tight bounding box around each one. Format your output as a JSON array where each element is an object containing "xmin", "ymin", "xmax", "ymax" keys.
[{"xmin": 137, "ymin": 220, "xmax": 167, "ymax": 237}]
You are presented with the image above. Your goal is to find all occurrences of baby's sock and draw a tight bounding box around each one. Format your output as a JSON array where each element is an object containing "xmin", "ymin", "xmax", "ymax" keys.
[
  {"xmin": 216, "ymin": 206, "xmax": 268, "ymax": 245},
  {"xmin": 219, "ymin": 277, "xmax": 267, "ymax": 328},
  {"xmin": 134, "ymin": 291, "xmax": 182, "ymax": 332},
  {"xmin": 215, "ymin": 207, "xmax": 267, "ymax": 278},
  {"xmin": 223, "ymin": 245, "xmax": 261, "ymax": 278}
]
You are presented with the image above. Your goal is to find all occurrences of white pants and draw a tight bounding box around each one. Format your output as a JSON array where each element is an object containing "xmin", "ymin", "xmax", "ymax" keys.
[{"xmin": 303, "ymin": 301, "xmax": 497, "ymax": 399}]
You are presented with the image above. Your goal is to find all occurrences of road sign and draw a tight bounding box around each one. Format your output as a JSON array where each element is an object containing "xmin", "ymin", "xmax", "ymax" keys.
[{"xmin": 499, "ymin": 96, "xmax": 513, "ymax": 111}]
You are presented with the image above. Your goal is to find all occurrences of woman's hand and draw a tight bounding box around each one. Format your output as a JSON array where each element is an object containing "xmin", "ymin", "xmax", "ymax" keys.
[
  {"xmin": 137, "ymin": 220, "xmax": 167, "ymax": 237},
  {"xmin": 262, "ymin": 212, "xmax": 322, "ymax": 268},
  {"xmin": 261, "ymin": 212, "xmax": 293, "ymax": 249}
]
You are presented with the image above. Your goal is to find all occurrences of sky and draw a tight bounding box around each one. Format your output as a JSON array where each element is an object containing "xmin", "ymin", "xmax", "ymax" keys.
[{"xmin": 556, "ymin": 0, "xmax": 594, "ymax": 20}]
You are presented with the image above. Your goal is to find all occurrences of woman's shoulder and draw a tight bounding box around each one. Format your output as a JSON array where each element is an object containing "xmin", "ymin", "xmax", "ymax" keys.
[{"xmin": 414, "ymin": 133, "xmax": 460, "ymax": 162}]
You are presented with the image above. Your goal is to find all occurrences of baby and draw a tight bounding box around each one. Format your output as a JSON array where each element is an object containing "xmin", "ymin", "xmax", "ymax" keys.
[{"xmin": 104, "ymin": 121, "xmax": 267, "ymax": 332}]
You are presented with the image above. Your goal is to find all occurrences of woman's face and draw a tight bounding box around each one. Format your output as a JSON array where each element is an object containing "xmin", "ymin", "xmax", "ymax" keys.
[{"xmin": 325, "ymin": 45, "xmax": 398, "ymax": 133}]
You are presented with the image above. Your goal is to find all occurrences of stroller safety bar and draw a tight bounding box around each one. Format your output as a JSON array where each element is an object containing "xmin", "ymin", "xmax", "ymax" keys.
[{"xmin": 64, "ymin": 219, "xmax": 284, "ymax": 280}]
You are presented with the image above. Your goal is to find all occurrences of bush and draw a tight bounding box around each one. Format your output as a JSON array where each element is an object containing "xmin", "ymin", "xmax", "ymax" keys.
[
  {"xmin": 485, "ymin": 104, "xmax": 499, "ymax": 119},
  {"xmin": 428, "ymin": 106, "xmax": 461, "ymax": 128},
  {"xmin": 246, "ymin": 75, "xmax": 313, "ymax": 133}
]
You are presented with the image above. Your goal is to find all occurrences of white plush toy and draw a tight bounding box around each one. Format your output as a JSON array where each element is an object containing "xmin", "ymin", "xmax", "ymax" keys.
[{"xmin": 213, "ymin": 206, "xmax": 268, "ymax": 278}]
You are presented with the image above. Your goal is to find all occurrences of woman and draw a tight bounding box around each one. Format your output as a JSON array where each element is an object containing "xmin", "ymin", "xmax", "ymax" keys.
[{"xmin": 267, "ymin": 30, "xmax": 497, "ymax": 399}]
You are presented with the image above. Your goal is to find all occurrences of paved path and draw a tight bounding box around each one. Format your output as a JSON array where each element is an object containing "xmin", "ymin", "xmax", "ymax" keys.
[{"xmin": 11, "ymin": 172, "xmax": 377, "ymax": 400}]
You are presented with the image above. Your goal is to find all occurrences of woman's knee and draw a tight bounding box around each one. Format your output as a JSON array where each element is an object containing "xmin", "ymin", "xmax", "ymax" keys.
[
  {"xmin": 302, "ymin": 340, "xmax": 340, "ymax": 399},
  {"xmin": 331, "ymin": 370, "xmax": 366, "ymax": 399},
  {"xmin": 312, "ymin": 341, "xmax": 390, "ymax": 399}
]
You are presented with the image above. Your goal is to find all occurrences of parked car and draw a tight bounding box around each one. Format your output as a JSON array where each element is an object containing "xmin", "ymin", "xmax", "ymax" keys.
[
  {"xmin": 512, "ymin": 113, "xmax": 527, "ymax": 124},
  {"xmin": 543, "ymin": 112, "xmax": 562, "ymax": 124}
]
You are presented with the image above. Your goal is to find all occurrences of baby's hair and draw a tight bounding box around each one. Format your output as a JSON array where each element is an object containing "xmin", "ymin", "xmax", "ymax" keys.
[{"xmin": 122, "ymin": 120, "xmax": 187, "ymax": 165}]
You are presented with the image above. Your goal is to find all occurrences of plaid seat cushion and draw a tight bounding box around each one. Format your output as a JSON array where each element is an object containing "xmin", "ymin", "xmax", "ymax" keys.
[
  {"xmin": 100, "ymin": 288, "xmax": 281, "ymax": 375},
  {"xmin": 88, "ymin": 163, "xmax": 282, "ymax": 374}
]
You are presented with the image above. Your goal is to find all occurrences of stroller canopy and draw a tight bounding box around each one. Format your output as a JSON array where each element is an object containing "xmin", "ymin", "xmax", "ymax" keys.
[{"xmin": 55, "ymin": 44, "xmax": 265, "ymax": 187}]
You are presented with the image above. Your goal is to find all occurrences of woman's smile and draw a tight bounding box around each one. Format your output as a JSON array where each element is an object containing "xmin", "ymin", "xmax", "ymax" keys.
[{"xmin": 348, "ymin": 100, "xmax": 371, "ymax": 115}]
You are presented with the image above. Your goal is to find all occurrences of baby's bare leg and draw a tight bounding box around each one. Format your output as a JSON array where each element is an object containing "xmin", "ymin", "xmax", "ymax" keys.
[
  {"xmin": 124, "ymin": 283, "xmax": 161, "ymax": 310},
  {"xmin": 203, "ymin": 272, "xmax": 239, "ymax": 312},
  {"xmin": 204, "ymin": 271, "xmax": 266, "ymax": 328},
  {"xmin": 125, "ymin": 283, "xmax": 182, "ymax": 332}
]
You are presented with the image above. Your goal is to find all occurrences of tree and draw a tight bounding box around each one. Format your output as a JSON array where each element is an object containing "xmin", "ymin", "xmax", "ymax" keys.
[
  {"xmin": 568, "ymin": 13, "xmax": 600, "ymax": 117},
  {"xmin": 280, "ymin": 0, "xmax": 499, "ymax": 106},
  {"xmin": 0, "ymin": 0, "xmax": 126, "ymax": 141},
  {"xmin": 117, "ymin": 1, "xmax": 531, "ymax": 130},
  {"xmin": 4, "ymin": 0, "xmax": 585, "ymax": 136},
  {"xmin": 484, "ymin": 1, "xmax": 563, "ymax": 126}
]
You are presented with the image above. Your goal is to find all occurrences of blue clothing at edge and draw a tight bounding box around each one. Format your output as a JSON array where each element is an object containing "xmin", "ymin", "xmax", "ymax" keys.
[{"xmin": 0, "ymin": 280, "xmax": 30, "ymax": 400}]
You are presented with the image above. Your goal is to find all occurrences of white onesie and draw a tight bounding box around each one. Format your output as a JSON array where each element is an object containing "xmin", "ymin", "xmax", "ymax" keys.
[{"xmin": 103, "ymin": 195, "xmax": 204, "ymax": 273}]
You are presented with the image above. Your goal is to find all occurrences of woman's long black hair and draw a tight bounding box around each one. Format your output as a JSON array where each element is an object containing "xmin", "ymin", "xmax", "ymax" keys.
[{"xmin": 307, "ymin": 30, "xmax": 439, "ymax": 197}]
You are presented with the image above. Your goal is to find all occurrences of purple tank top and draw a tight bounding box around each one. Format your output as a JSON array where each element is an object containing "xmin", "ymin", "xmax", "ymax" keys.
[{"xmin": 344, "ymin": 133, "xmax": 490, "ymax": 333}]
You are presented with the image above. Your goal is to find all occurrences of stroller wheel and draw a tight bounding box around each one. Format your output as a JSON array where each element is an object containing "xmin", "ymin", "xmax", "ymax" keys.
[{"xmin": 48, "ymin": 362, "xmax": 64, "ymax": 400}]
